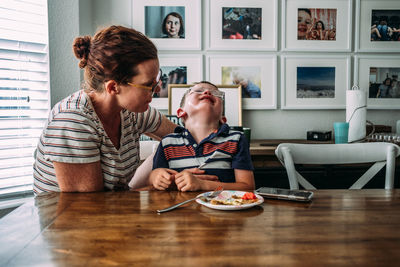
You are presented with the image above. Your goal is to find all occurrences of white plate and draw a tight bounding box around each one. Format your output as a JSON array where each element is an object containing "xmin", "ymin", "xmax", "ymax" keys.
[{"xmin": 196, "ymin": 190, "xmax": 264, "ymax": 211}]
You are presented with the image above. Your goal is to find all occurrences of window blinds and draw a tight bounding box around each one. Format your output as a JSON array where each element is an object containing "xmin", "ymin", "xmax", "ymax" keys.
[{"xmin": 0, "ymin": 0, "xmax": 50, "ymax": 198}]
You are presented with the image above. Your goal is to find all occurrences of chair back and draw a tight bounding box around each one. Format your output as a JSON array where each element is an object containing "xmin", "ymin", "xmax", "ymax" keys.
[
  {"xmin": 129, "ymin": 141, "xmax": 160, "ymax": 190},
  {"xmin": 275, "ymin": 142, "xmax": 400, "ymax": 190},
  {"xmin": 139, "ymin": 140, "xmax": 159, "ymax": 160}
]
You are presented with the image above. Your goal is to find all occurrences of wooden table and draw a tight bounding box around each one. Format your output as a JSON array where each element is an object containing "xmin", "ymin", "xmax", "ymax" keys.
[{"xmin": 1, "ymin": 190, "xmax": 400, "ymax": 266}]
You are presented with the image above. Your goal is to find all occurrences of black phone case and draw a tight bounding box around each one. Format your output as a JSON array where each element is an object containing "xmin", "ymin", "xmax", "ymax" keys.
[{"xmin": 255, "ymin": 187, "xmax": 313, "ymax": 202}]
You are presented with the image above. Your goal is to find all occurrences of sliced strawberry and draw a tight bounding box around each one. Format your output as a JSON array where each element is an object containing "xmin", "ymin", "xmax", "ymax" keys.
[{"xmin": 242, "ymin": 192, "xmax": 257, "ymax": 200}]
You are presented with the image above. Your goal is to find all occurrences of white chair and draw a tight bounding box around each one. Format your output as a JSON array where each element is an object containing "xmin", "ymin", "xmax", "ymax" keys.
[
  {"xmin": 128, "ymin": 140, "xmax": 159, "ymax": 189},
  {"xmin": 275, "ymin": 142, "xmax": 400, "ymax": 190},
  {"xmin": 139, "ymin": 140, "xmax": 160, "ymax": 160}
]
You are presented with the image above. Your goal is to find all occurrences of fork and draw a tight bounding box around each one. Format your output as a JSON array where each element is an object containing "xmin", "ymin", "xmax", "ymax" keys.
[{"xmin": 157, "ymin": 187, "xmax": 223, "ymax": 213}]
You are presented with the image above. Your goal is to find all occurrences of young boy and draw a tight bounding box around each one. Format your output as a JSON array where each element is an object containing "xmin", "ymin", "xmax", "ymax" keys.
[{"xmin": 149, "ymin": 81, "xmax": 254, "ymax": 191}]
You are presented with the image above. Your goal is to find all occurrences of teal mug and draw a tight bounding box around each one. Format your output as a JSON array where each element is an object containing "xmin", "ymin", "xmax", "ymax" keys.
[{"xmin": 333, "ymin": 122, "xmax": 349, "ymax": 144}]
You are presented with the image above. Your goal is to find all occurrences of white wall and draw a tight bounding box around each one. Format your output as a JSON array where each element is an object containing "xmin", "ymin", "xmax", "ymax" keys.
[
  {"xmin": 49, "ymin": 0, "xmax": 400, "ymax": 139},
  {"xmin": 48, "ymin": 0, "xmax": 81, "ymax": 106}
]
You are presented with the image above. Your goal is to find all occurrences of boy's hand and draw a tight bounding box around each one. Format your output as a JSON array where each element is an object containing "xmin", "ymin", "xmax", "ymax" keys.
[
  {"xmin": 175, "ymin": 170, "xmax": 203, "ymax": 192},
  {"xmin": 185, "ymin": 168, "xmax": 219, "ymax": 181},
  {"xmin": 149, "ymin": 168, "xmax": 178, "ymax": 190}
]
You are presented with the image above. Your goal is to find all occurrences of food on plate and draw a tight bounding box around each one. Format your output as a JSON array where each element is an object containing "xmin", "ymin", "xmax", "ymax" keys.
[{"xmin": 200, "ymin": 191, "xmax": 260, "ymax": 206}]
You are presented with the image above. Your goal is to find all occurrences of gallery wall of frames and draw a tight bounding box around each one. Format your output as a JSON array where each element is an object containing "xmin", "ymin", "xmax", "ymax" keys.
[{"xmin": 131, "ymin": 0, "xmax": 400, "ymax": 114}]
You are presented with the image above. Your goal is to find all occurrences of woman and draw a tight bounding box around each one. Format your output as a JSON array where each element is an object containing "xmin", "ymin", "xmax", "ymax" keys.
[
  {"xmin": 33, "ymin": 26, "xmax": 177, "ymax": 194},
  {"xmin": 388, "ymin": 79, "xmax": 399, "ymax": 98},
  {"xmin": 376, "ymin": 78, "xmax": 392, "ymax": 98},
  {"xmin": 306, "ymin": 19, "xmax": 327, "ymax": 40},
  {"xmin": 315, "ymin": 20, "xmax": 326, "ymax": 40},
  {"xmin": 162, "ymin": 12, "xmax": 185, "ymax": 38}
]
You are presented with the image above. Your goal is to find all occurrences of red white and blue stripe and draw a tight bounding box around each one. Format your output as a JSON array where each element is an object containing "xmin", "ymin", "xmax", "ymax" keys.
[{"xmin": 153, "ymin": 124, "xmax": 253, "ymax": 183}]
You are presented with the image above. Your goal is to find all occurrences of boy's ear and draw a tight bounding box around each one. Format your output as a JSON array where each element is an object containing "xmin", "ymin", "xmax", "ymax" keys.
[
  {"xmin": 220, "ymin": 116, "xmax": 227, "ymax": 124},
  {"xmin": 177, "ymin": 108, "xmax": 187, "ymax": 119}
]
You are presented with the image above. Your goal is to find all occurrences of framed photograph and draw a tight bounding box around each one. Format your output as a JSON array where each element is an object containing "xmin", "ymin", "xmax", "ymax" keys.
[
  {"xmin": 150, "ymin": 54, "xmax": 202, "ymax": 110},
  {"xmin": 282, "ymin": 0, "xmax": 352, "ymax": 51},
  {"xmin": 356, "ymin": 0, "xmax": 400, "ymax": 52},
  {"xmin": 207, "ymin": 55, "xmax": 277, "ymax": 109},
  {"xmin": 281, "ymin": 55, "xmax": 351, "ymax": 109},
  {"xmin": 207, "ymin": 0, "xmax": 277, "ymax": 51},
  {"xmin": 132, "ymin": 0, "xmax": 201, "ymax": 50},
  {"xmin": 355, "ymin": 56, "xmax": 400, "ymax": 109},
  {"xmin": 168, "ymin": 84, "xmax": 243, "ymax": 126}
]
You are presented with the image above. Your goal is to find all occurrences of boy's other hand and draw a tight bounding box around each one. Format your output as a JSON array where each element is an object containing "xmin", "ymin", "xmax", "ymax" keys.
[
  {"xmin": 175, "ymin": 170, "xmax": 203, "ymax": 192},
  {"xmin": 185, "ymin": 168, "xmax": 218, "ymax": 181},
  {"xmin": 149, "ymin": 168, "xmax": 177, "ymax": 190}
]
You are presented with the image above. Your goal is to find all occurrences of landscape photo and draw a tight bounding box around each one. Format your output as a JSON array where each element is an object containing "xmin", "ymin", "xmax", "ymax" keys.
[{"xmin": 297, "ymin": 67, "xmax": 335, "ymax": 98}]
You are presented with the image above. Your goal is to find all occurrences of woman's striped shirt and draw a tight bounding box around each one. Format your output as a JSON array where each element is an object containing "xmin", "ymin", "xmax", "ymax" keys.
[{"xmin": 33, "ymin": 90, "xmax": 162, "ymax": 194}]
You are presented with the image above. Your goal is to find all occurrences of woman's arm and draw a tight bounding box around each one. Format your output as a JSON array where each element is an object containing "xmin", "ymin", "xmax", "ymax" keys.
[
  {"xmin": 53, "ymin": 161, "xmax": 104, "ymax": 192},
  {"xmin": 145, "ymin": 116, "xmax": 177, "ymax": 141}
]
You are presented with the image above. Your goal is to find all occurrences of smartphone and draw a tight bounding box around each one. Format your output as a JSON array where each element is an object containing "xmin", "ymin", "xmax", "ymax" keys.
[{"xmin": 255, "ymin": 187, "xmax": 313, "ymax": 202}]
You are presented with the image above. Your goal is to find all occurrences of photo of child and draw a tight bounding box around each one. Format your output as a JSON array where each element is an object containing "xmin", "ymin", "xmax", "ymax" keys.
[
  {"xmin": 221, "ymin": 66, "xmax": 261, "ymax": 98},
  {"xmin": 154, "ymin": 66, "xmax": 187, "ymax": 98},
  {"xmin": 297, "ymin": 8, "xmax": 337, "ymax": 40},
  {"xmin": 145, "ymin": 6, "xmax": 185, "ymax": 39},
  {"xmin": 370, "ymin": 10, "xmax": 400, "ymax": 42},
  {"xmin": 222, "ymin": 7, "xmax": 262, "ymax": 40}
]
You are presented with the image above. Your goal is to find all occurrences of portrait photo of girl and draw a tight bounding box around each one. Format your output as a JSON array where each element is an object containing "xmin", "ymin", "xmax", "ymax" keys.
[{"xmin": 145, "ymin": 6, "xmax": 185, "ymax": 39}]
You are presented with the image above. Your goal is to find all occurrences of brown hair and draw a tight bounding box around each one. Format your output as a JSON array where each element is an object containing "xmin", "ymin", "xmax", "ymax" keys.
[{"xmin": 72, "ymin": 25, "xmax": 158, "ymax": 91}]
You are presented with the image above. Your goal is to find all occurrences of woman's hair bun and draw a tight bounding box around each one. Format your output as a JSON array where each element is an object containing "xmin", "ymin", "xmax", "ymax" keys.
[{"xmin": 73, "ymin": 36, "xmax": 91, "ymax": 68}]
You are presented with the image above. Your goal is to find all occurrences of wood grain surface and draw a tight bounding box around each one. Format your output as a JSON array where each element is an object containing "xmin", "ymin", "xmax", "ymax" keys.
[{"xmin": 1, "ymin": 190, "xmax": 400, "ymax": 266}]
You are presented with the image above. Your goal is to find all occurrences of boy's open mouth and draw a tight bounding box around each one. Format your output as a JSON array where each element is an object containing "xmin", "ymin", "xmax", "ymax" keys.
[{"xmin": 200, "ymin": 95, "xmax": 215, "ymax": 103}]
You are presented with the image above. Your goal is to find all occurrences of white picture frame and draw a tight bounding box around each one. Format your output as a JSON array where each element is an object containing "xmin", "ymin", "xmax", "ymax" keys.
[
  {"xmin": 206, "ymin": 0, "xmax": 277, "ymax": 51},
  {"xmin": 356, "ymin": 0, "xmax": 400, "ymax": 52},
  {"xmin": 355, "ymin": 55, "xmax": 400, "ymax": 109},
  {"xmin": 282, "ymin": 0, "xmax": 352, "ymax": 51},
  {"xmin": 150, "ymin": 54, "xmax": 203, "ymax": 110},
  {"xmin": 168, "ymin": 84, "xmax": 243, "ymax": 126},
  {"xmin": 281, "ymin": 55, "xmax": 351, "ymax": 109},
  {"xmin": 132, "ymin": 0, "xmax": 201, "ymax": 50},
  {"xmin": 206, "ymin": 55, "xmax": 277, "ymax": 110}
]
